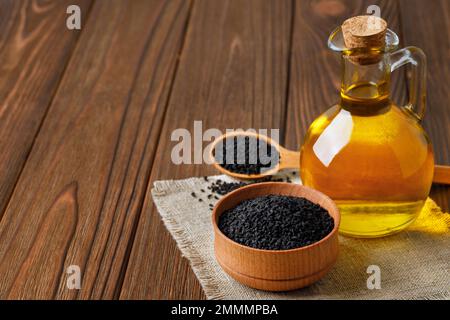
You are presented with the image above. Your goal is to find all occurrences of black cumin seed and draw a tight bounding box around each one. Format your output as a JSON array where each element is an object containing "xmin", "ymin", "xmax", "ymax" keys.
[
  {"xmin": 214, "ymin": 136, "xmax": 280, "ymax": 175},
  {"xmin": 201, "ymin": 175, "xmax": 298, "ymax": 200},
  {"xmin": 210, "ymin": 180, "xmax": 247, "ymax": 196},
  {"xmin": 218, "ymin": 194, "xmax": 334, "ymax": 250}
]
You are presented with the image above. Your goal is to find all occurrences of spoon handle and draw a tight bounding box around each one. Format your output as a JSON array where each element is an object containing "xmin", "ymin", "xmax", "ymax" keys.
[
  {"xmin": 278, "ymin": 148, "xmax": 449, "ymax": 186},
  {"xmin": 434, "ymin": 165, "xmax": 450, "ymax": 185},
  {"xmin": 278, "ymin": 148, "xmax": 300, "ymax": 170}
]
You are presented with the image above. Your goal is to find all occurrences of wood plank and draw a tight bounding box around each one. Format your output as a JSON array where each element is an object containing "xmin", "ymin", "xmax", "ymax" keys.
[
  {"xmin": 0, "ymin": 0, "xmax": 91, "ymax": 218},
  {"xmin": 120, "ymin": 0, "xmax": 293, "ymax": 299},
  {"xmin": 399, "ymin": 0, "xmax": 450, "ymax": 211},
  {"xmin": 0, "ymin": 0, "xmax": 190, "ymax": 299}
]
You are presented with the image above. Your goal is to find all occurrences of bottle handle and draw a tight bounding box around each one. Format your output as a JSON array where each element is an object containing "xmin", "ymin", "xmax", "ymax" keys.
[{"xmin": 390, "ymin": 46, "xmax": 427, "ymax": 120}]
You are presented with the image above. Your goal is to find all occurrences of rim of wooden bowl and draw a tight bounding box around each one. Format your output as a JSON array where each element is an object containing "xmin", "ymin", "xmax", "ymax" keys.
[{"xmin": 212, "ymin": 182, "xmax": 340, "ymax": 254}]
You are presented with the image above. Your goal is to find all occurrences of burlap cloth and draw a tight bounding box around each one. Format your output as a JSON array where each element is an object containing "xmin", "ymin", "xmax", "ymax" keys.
[{"xmin": 151, "ymin": 173, "xmax": 450, "ymax": 300}]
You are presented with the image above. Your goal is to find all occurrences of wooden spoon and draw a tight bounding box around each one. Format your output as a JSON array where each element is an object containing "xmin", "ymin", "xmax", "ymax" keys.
[
  {"xmin": 209, "ymin": 131, "xmax": 299, "ymax": 180},
  {"xmin": 210, "ymin": 132, "xmax": 450, "ymax": 185},
  {"xmin": 434, "ymin": 165, "xmax": 450, "ymax": 185}
]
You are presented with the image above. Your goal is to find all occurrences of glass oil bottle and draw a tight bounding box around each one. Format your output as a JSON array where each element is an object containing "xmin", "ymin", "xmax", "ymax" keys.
[{"xmin": 300, "ymin": 16, "xmax": 434, "ymax": 237}]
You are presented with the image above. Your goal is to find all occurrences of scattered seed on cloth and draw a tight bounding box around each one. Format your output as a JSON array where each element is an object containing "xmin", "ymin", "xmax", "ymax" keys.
[{"xmin": 209, "ymin": 180, "xmax": 247, "ymax": 196}]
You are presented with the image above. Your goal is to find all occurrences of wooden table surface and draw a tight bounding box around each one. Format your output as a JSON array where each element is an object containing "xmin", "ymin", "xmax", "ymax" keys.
[{"xmin": 0, "ymin": 0, "xmax": 448, "ymax": 299}]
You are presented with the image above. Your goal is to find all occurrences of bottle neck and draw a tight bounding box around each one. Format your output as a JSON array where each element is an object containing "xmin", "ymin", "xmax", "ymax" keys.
[{"xmin": 340, "ymin": 54, "xmax": 391, "ymax": 114}]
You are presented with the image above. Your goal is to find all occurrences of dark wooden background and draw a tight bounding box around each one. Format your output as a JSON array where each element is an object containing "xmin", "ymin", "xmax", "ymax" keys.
[{"xmin": 0, "ymin": 0, "xmax": 448, "ymax": 299}]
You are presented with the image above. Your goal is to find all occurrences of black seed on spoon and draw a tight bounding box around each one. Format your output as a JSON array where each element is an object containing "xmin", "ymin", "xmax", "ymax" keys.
[{"xmin": 214, "ymin": 136, "xmax": 279, "ymax": 175}]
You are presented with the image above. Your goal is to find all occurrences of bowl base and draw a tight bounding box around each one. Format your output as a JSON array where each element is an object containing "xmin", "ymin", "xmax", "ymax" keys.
[{"xmin": 217, "ymin": 254, "xmax": 336, "ymax": 292}]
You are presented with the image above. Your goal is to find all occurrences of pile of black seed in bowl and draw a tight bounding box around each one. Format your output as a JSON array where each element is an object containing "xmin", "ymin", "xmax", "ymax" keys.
[
  {"xmin": 218, "ymin": 195, "xmax": 334, "ymax": 250},
  {"xmin": 214, "ymin": 136, "xmax": 279, "ymax": 175}
]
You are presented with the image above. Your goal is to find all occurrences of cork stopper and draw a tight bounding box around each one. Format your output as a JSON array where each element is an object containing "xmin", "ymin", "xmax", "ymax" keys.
[{"xmin": 341, "ymin": 15, "xmax": 387, "ymax": 64}]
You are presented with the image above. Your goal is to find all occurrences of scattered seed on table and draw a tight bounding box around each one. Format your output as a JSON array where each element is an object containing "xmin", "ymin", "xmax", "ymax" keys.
[
  {"xmin": 200, "ymin": 189, "xmax": 205, "ymax": 193},
  {"xmin": 203, "ymin": 176, "xmax": 208, "ymax": 182},
  {"xmin": 191, "ymin": 192, "xmax": 197, "ymax": 198},
  {"xmin": 198, "ymin": 199, "xmax": 203, "ymax": 202}
]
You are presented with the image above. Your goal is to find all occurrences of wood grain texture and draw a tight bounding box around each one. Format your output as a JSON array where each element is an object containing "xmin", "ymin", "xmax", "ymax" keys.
[
  {"xmin": 0, "ymin": 0, "xmax": 447, "ymax": 300},
  {"xmin": 120, "ymin": 0, "xmax": 293, "ymax": 299},
  {"xmin": 399, "ymin": 0, "xmax": 450, "ymax": 211},
  {"xmin": 0, "ymin": 0, "xmax": 190, "ymax": 299},
  {"xmin": 6, "ymin": 183, "xmax": 78, "ymax": 299},
  {"xmin": 0, "ymin": 0, "xmax": 91, "ymax": 218}
]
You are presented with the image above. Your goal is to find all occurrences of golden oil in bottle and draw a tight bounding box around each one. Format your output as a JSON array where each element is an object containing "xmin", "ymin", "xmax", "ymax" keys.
[
  {"xmin": 301, "ymin": 80, "xmax": 434, "ymax": 237},
  {"xmin": 300, "ymin": 83, "xmax": 433, "ymax": 237},
  {"xmin": 301, "ymin": 16, "xmax": 433, "ymax": 237}
]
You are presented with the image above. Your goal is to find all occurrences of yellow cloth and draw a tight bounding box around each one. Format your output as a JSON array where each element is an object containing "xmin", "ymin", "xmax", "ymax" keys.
[{"xmin": 409, "ymin": 198, "xmax": 449, "ymax": 234}]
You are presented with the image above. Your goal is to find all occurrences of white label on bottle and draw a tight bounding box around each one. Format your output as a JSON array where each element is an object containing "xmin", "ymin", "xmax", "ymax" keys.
[{"xmin": 312, "ymin": 110, "xmax": 353, "ymax": 167}]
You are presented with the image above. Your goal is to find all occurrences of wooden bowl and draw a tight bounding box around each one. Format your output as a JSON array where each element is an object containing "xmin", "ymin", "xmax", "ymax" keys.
[{"xmin": 212, "ymin": 182, "xmax": 340, "ymax": 292}]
